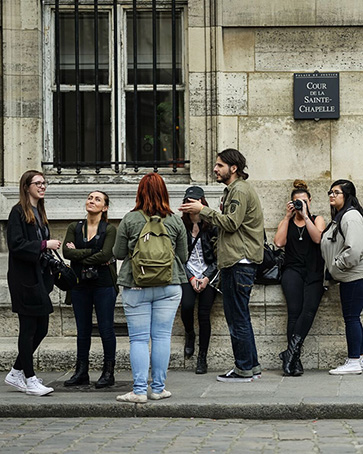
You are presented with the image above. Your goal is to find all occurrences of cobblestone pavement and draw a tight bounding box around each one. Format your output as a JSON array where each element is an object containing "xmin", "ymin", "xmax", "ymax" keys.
[{"xmin": 1, "ymin": 418, "xmax": 363, "ymax": 453}]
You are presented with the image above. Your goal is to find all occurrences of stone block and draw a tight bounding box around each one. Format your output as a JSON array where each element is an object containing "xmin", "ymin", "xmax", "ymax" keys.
[
  {"xmin": 3, "ymin": 0, "xmax": 41, "ymax": 31},
  {"xmin": 340, "ymin": 73, "xmax": 363, "ymax": 115},
  {"xmin": 331, "ymin": 116, "xmax": 363, "ymax": 181},
  {"xmin": 189, "ymin": 116, "xmax": 209, "ymax": 182},
  {"xmin": 188, "ymin": 0, "xmax": 210, "ymax": 28},
  {"xmin": 221, "ymin": 0, "xmax": 316, "ymax": 27},
  {"xmin": 3, "ymin": 29, "xmax": 42, "ymax": 76},
  {"xmin": 216, "ymin": 116, "xmax": 238, "ymax": 151},
  {"xmin": 255, "ymin": 28, "xmax": 363, "ymax": 72},
  {"xmin": 3, "ymin": 117, "xmax": 42, "ymax": 183},
  {"xmin": 189, "ymin": 72, "xmax": 210, "ymax": 117},
  {"xmin": 217, "ymin": 72, "xmax": 247, "ymax": 116},
  {"xmin": 265, "ymin": 305, "xmax": 287, "ymax": 336},
  {"xmin": 238, "ymin": 116, "xmax": 331, "ymax": 181},
  {"xmin": 188, "ymin": 27, "xmax": 208, "ymax": 72},
  {"xmin": 248, "ymin": 73, "xmax": 293, "ymax": 116},
  {"xmin": 3, "ymin": 75, "xmax": 42, "ymax": 118},
  {"xmin": 317, "ymin": 0, "xmax": 363, "ymax": 26},
  {"xmin": 220, "ymin": 28, "xmax": 255, "ymax": 72},
  {"xmin": 318, "ymin": 336, "xmax": 347, "ymax": 369}
]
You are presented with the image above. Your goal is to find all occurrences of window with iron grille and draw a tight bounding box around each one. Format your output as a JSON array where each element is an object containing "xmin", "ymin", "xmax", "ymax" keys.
[{"xmin": 43, "ymin": 0, "xmax": 187, "ymax": 175}]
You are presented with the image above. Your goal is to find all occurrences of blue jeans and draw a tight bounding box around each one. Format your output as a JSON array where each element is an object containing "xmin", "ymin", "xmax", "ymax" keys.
[
  {"xmin": 71, "ymin": 286, "xmax": 117, "ymax": 361},
  {"xmin": 221, "ymin": 263, "xmax": 259, "ymax": 376},
  {"xmin": 340, "ymin": 279, "xmax": 363, "ymax": 358},
  {"xmin": 122, "ymin": 285, "xmax": 182, "ymax": 395}
]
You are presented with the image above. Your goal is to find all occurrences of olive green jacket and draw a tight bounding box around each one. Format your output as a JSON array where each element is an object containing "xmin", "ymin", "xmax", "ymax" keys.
[
  {"xmin": 200, "ymin": 178, "xmax": 264, "ymax": 269},
  {"xmin": 113, "ymin": 210, "xmax": 188, "ymax": 288}
]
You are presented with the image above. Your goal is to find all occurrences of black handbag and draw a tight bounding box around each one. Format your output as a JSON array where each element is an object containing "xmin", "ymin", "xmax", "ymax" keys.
[
  {"xmin": 255, "ymin": 232, "xmax": 285, "ymax": 285},
  {"xmin": 51, "ymin": 250, "xmax": 79, "ymax": 291}
]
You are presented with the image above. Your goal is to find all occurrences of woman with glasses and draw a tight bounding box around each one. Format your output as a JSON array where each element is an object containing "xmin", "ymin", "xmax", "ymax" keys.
[
  {"xmin": 5, "ymin": 170, "xmax": 61, "ymax": 396},
  {"xmin": 274, "ymin": 180, "xmax": 325, "ymax": 376},
  {"xmin": 321, "ymin": 180, "xmax": 363, "ymax": 375},
  {"xmin": 62, "ymin": 191, "xmax": 118, "ymax": 389}
]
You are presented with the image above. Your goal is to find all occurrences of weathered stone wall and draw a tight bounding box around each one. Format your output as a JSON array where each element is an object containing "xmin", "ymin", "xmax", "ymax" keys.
[{"xmin": 0, "ymin": 1, "xmax": 361, "ymax": 370}]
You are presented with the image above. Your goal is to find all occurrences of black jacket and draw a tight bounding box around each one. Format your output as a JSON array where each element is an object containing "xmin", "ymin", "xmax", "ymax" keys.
[
  {"xmin": 185, "ymin": 223, "xmax": 218, "ymax": 281},
  {"xmin": 7, "ymin": 205, "xmax": 54, "ymax": 316}
]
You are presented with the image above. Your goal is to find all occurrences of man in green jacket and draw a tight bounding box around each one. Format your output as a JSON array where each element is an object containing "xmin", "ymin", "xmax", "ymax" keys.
[{"xmin": 179, "ymin": 148, "xmax": 264, "ymax": 382}]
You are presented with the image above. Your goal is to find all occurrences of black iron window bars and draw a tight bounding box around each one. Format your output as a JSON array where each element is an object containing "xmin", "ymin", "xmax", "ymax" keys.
[{"xmin": 43, "ymin": 0, "xmax": 188, "ymax": 174}]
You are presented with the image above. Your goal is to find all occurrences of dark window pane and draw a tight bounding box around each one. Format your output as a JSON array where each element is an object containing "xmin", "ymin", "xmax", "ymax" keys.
[
  {"xmin": 127, "ymin": 11, "xmax": 182, "ymax": 85},
  {"xmin": 53, "ymin": 92, "xmax": 111, "ymax": 165},
  {"xmin": 126, "ymin": 91, "xmax": 184, "ymax": 166},
  {"xmin": 58, "ymin": 12, "xmax": 109, "ymax": 85}
]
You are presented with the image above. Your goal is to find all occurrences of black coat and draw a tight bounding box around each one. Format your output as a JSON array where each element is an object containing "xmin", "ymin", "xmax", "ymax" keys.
[{"xmin": 7, "ymin": 205, "xmax": 54, "ymax": 316}]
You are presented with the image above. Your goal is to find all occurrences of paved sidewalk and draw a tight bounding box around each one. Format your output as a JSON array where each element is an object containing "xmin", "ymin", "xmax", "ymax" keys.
[{"xmin": 1, "ymin": 369, "xmax": 363, "ymax": 420}]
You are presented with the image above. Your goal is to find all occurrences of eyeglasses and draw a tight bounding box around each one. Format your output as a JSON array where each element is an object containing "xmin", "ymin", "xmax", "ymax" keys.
[
  {"xmin": 30, "ymin": 181, "xmax": 48, "ymax": 188},
  {"xmin": 327, "ymin": 190, "xmax": 343, "ymax": 197}
]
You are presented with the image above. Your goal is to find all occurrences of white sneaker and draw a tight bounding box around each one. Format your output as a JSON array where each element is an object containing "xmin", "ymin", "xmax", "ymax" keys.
[
  {"xmin": 150, "ymin": 389, "xmax": 172, "ymax": 400},
  {"xmin": 360, "ymin": 355, "xmax": 363, "ymax": 367},
  {"xmin": 5, "ymin": 368, "xmax": 27, "ymax": 392},
  {"xmin": 329, "ymin": 358, "xmax": 362, "ymax": 375},
  {"xmin": 26, "ymin": 376, "xmax": 54, "ymax": 396},
  {"xmin": 116, "ymin": 391, "xmax": 147, "ymax": 403}
]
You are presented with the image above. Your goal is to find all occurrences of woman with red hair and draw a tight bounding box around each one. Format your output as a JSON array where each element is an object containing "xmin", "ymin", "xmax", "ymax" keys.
[{"xmin": 113, "ymin": 173, "xmax": 187, "ymax": 403}]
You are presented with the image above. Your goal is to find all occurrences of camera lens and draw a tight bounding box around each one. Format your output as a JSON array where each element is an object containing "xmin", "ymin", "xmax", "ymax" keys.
[{"xmin": 293, "ymin": 200, "xmax": 303, "ymax": 210}]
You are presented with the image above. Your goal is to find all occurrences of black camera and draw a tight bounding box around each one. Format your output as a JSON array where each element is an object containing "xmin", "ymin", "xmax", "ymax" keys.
[
  {"xmin": 40, "ymin": 252, "xmax": 62, "ymax": 273},
  {"xmin": 81, "ymin": 266, "xmax": 99, "ymax": 281},
  {"xmin": 292, "ymin": 199, "xmax": 304, "ymax": 211}
]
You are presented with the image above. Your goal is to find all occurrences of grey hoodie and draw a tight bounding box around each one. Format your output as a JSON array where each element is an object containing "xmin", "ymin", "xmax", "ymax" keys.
[{"xmin": 321, "ymin": 209, "xmax": 363, "ymax": 283}]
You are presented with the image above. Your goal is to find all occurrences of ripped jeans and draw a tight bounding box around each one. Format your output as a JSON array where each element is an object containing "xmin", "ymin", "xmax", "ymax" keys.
[{"xmin": 221, "ymin": 263, "xmax": 259, "ymax": 376}]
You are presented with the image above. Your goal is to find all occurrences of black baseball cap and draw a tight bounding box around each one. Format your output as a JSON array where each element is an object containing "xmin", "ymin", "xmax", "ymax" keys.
[{"xmin": 183, "ymin": 186, "xmax": 205, "ymax": 200}]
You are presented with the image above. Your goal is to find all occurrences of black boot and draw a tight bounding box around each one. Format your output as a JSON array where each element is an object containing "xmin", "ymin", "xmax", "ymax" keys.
[
  {"xmin": 64, "ymin": 360, "xmax": 90, "ymax": 387},
  {"xmin": 195, "ymin": 350, "xmax": 207, "ymax": 374},
  {"xmin": 278, "ymin": 334, "xmax": 303, "ymax": 376},
  {"xmin": 184, "ymin": 331, "xmax": 195, "ymax": 359},
  {"xmin": 292, "ymin": 359, "xmax": 304, "ymax": 376},
  {"xmin": 95, "ymin": 360, "xmax": 115, "ymax": 389}
]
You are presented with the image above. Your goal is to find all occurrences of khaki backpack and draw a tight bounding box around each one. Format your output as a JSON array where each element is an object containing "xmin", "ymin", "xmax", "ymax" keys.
[{"xmin": 131, "ymin": 211, "xmax": 175, "ymax": 287}]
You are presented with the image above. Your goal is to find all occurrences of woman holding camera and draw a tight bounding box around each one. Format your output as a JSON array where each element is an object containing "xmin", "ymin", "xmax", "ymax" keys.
[
  {"xmin": 274, "ymin": 180, "xmax": 325, "ymax": 376},
  {"xmin": 180, "ymin": 186, "xmax": 218, "ymax": 374},
  {"xmin": 62, "ymin": 191, "xmax": 117, "ymax": 388},
  {"xmin": 5, "ymin": 170, "xmax": 61, "ymax": 396},
  {"xmin": 321, "ymin": 180, "xmax": 363, "ymax": 375}
]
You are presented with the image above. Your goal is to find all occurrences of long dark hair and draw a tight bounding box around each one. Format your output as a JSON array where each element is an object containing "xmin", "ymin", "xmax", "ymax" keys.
[
  {"xmin": 181, "ymin": 196, "xmax": 210, "ymax": 232},
  {"xmin": 218, "ymin": 148, "xmax": 249, "ymax": 180},
  {"xmin": 18, "ymin": 170, "xmax": 48, "ymax": 225},
  {"xmin": 324, "ymin": 179, "xmax": 363, "ymax": 241}
]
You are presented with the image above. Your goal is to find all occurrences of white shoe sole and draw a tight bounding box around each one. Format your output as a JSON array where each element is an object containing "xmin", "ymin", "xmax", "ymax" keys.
[
  {"xmin": 4, "ymin": 378, "xmax": 27, "ymax": 393},
  {"xmin": 216, "ymin": 376, "xmax": 254, "ymax": 383},
  {"xmin": 26, "ymin": 387, "xmax": 54, "ymax": 396},
  {"xmin": 329, "ymin": 370, "xmax": 362, "ymax": 375}
]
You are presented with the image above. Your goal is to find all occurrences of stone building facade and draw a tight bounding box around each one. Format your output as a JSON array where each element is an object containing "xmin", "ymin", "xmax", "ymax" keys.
[{"xmin": 0, "ymin": 0, "xmax": 363, "ymax": 371}]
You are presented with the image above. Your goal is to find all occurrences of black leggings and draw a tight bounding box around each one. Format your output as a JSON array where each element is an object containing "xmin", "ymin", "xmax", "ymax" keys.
[
  {"xmin": 181, "ymin": 282, "xmax": 217, "ymax": 352},
  {"xmin": 281, "ymin": 268, "xmax": 324, "ymax": 342},
  {"xmin": 13, "ymin": 313, "xmax": 49, "ymax": 378}
]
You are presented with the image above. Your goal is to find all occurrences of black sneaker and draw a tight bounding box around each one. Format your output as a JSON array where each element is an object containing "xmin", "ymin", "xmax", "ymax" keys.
[{"xmin": 216, "ymin": 369, "xmax": 253, "ymax": 383}]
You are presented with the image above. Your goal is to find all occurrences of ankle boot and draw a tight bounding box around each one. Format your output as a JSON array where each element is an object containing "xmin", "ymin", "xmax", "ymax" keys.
[
  {"xmin": 95, "ymin": 360, "xmax": 115, "ymax": 389},
  {"xmin": 278, "ymin": 334, "xmax": 303, "ymax": 376},
  {"xmin": 64, "ymin": 360, "xmax": 90, "ymax": 387},
  {"xmin": 184, "ymin": 331, "xmax": 195, "ymax": 359},
  {"xmin": 195, "ymin": 350, "xmax": 207, "ymax": 374}
]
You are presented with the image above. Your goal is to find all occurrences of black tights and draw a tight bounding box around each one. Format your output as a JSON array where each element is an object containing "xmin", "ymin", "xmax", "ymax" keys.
[
  {"xmin": 281, "ymin": 268, "xmax": 324, "ymax": 342},
  {"xmin": 13, "ymin": 313, "xmax": 49, "ymax": 378},
  {"xmin": 181, "ymin": 282, "xmax": 216, "ymax": 352}
]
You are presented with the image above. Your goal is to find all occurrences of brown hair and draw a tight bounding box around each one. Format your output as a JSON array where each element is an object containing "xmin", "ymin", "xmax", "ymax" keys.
[
  {"xmin": 88, "ymin": 191, "xmax": 110, "ymax": 222},
  {"xmin": 18, "ymin": 170, "xmax": 48, "ymax": 225},
  {"xmin": 132, "ymin": 173, "xmax": 173, "ymax": 217},
  {"xmin": 291, "ymin": 179, "xmax": 311, "ymax": 200}
]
